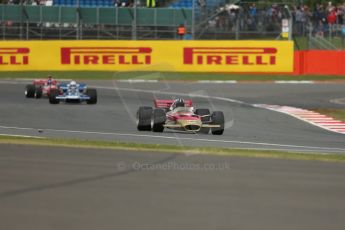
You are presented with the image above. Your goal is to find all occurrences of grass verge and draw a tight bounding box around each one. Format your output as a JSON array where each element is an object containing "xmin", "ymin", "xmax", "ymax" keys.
[
  {"xmin": 313, "ymin": 108, "xmax": 345, "ymax": 122},
  {"xmin": 0, "ymin": 135, "xmax": 344, "ymax": 163},
  {"xmin": 294, "ymin": 36, "xmax": 345, "ymax": 50},
  {"xmin": 1, "ymin": 71, "xmax": 345, "ymax": 81}
]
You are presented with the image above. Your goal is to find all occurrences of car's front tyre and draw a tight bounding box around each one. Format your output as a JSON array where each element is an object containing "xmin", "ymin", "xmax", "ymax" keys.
[
  {"xmin": 86, "ymin": 88, "xmax": 97, "ymax": 104},
  {"xmin": 25, "ymin": 84, "xmax": 35, "ymax": 98},
  {"xmin": 49, "ymin": 89, "xmax": 60, "ymax": 104},
  {"xmin": 137, "ymin": 106, "xmax": 152, "ymax": 131},
  {"xmin": 152, "ymin": 109, "xmax": 166, "ymax": 132},
  {"xmin": 35, "ymin": 87, "xmax": 42, "ymax": 99},
  {"xmin": 211, "ymin": 111, "xmax": 225, "ymax": 135}
]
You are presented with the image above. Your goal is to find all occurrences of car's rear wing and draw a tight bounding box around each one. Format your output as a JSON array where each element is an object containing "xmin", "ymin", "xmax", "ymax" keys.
[
  {"xmin": 33, "ymin": 79, "xmax": 58, "ymax": 85},
  {"xmin": 154, "ymin": 99, "xmax": 193, "ymax": 108}
]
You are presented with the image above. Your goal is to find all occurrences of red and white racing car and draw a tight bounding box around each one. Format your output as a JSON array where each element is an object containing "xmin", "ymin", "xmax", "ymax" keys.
[
  {"xmin": 137, "ymin": 99, "xmax": 225, "ymax": 135},
  {"xmin": 25, "ymin": 77, "xmax": 59, "ymax": 98}
]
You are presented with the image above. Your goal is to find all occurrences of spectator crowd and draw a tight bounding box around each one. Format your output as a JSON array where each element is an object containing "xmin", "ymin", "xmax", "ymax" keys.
[
  {"xmin": 292, "ymin": 1, "xmax": 345, "ymax": 37},
  {"xmin": 0, "ymin": 0, "xmax": 165, "ymax": 7},
  {"xmin": 2, "ymin": 0, "xmax": 345, "ymax": 38},
  {"xmin": 206, "ymin": 1, "xmax": 345, "ymax": 38}
]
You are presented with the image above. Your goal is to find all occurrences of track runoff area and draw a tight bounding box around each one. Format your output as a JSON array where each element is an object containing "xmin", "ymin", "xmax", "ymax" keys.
[{"xmin": 0, "ymin": 77, "xmax": 344, "ymax": 154}]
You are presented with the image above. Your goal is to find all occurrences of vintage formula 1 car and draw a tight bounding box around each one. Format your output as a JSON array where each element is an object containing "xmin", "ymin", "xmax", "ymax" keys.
[
  {"xmin": 137, "ymin": 99, "xmax": 224, "ymax": 135},
  {"xmin": 25, "ymin": 77, "xmax": 59, "ymax": 98},
  {"xmin": 49, "ymin": 81, "xmax": 97, "ymax": 104}
]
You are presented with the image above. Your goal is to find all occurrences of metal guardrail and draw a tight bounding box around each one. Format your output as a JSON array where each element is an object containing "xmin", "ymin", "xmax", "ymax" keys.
[
  {"xmin": 0, "ymin": 4, "xmax": 192, "ymax": 26},
  {"xmin": 2, "ymin": 1, "xmax": 344, "ymax": 47},
  {"xmin": 0, "ymin": 4, "xmax": 192, "ymax": 40}
]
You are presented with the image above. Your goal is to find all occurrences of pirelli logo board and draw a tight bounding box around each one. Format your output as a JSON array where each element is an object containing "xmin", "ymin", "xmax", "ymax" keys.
[{"xmin": 0, "ymin": 41, "xmax": 293, "ymax": 72}]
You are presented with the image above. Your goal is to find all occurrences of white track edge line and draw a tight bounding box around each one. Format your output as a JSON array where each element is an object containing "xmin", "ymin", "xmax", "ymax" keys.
[{"xmin": 0, "ymin": 125, "xmax": 344, "ymax": 152}]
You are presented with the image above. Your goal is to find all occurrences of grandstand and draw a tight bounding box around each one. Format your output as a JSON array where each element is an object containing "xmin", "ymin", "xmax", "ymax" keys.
[
  {"xmin": 170, "ymin": 0, "xmax": 225, "ymax": 9},
  {"xmin": 1, "ymin": 0, "xmax": 341, "ymax": 48},
  {"xmin": 53, "ymin": 0, "xmax": 114, "ymax": 7},
  {"xmin": 0, "ymin": 0, "xmax": 287, "ymax": 41},
  {"xmin": 51, "ymin": 0, "xmax": 226, "ymax": 8}
]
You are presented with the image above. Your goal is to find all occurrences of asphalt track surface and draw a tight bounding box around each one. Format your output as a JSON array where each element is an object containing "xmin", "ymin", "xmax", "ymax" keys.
[
  {"xmin": 0, "ymin": 80, "xmax": 344, "ymax": 153},
  {"xmin": 1, "ymin": 144, "xmax": 345, "ymax": 230},
  {"xmin": 0, "ymin": 81, "xmax": 345, "ymax": 153},
  {"xmin": 1, "ymin": 80, "xmax": 345, "ymax": 230}
]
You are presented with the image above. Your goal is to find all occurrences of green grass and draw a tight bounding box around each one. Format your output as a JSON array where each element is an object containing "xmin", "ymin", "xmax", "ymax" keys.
[
  {"xmin": 294, "ymin": 36, "xmax": 309, "ymax": 50},
  {"xmin": 313, "ymin": 108, "xmax": 345, "ymax": 122},
  {"xmin": 1, "ymin": 71, "xmax": 345, "ymax": 81},
  {"xmin": 294, "ymin": 36, "xmax": 345, "ymax": 50},
  {"xmin": 0, "ymin": 135, "xmax": 344, "ymax": 163}
]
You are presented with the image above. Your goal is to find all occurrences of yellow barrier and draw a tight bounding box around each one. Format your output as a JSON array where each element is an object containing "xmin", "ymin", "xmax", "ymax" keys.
[{"xmin": 0, "ymin": 40, "xmax": 293, "ymax": 72}]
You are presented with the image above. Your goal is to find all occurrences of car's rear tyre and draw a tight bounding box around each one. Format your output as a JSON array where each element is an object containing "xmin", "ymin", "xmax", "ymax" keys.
[
  {"xmin": 25, "ymin": 84, "xmax": 35, "ymax": 98},
  {"xmin": 137, "ymin": 106, "xmax": 152, "ymax": 131},
  {"xmin": 49, "ymin": 89, "xmax": 60, "ymax": 104},
  {"xmin": 195, "ymin": 108, "xmax": 210, "ymax": 134},
  {"xmin": 86, "ymin": 88, "xmax": 97, "ymax": 104},
  {"xmin": 35, "ymin": 87, "xmax": 42, "ymax": 99},
  {"xmin": 152, "ymin": 109, "xmax": 166, "ymax": 132},
  {"xmin": 211, "ymin": 111, "xmax": 224, "ymax": 135}
]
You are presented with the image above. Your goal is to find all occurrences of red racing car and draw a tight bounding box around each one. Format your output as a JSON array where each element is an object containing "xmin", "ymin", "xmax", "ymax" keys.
[
  {"xmin": 25, "ymin": 76, "xmax": 59, "ymax": 98},
  {"xmin": 137, "ymin": 99, "xmax": 224, "ymax": 135}
]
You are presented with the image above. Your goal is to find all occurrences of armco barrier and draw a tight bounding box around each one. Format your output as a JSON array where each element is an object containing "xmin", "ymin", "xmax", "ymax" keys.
[
  {"xmin": 0, "ymin": 40, "xmax": 293, "ymax": 73},
  {"xmin": 294, "ymin": 50, "xmax": 345, "ymax": 75}
]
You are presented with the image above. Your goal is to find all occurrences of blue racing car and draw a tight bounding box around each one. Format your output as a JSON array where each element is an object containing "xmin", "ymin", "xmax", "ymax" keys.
[{"xmin": 49, "ymin": 81, "xmax": 97, "ymax": 104}]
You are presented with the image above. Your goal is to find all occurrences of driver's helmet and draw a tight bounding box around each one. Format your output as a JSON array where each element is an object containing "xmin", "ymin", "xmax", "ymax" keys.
[
  {"xmin": 47, "ymin": 75, "xmax": 53, "ymax": 85},
  {"xmin": 174, "ymin": 98, "xmax": 185, "ymax": 108},
  {"xmin": 70, "ymin": 81, "xmax": 77, "ymax": 87}
]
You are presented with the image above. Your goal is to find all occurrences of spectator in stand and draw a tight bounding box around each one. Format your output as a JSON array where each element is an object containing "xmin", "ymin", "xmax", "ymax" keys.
[
  {"xmin": 313, "ymin": 4, "xmax": 327, "ymax": 26},
  {"xmin": 114, "ymin": 0, "xmax": 131, "ymax": 7},
  {"xmin": 198, "ymin": 0, "xmax": 207, "ymax": 17},
  {"xmin": 228, "ymin": 7, "xmax": 238, "ymax": 32},
  {"xmin": 249, "ymin": 3, "xmax": 257, "ymax": 18},
  {"xmin": 336, "ymin": 2, "xmax": 344, "ymax": 25},
  {"xmin": 217, "ymin": 9, "xmax": 227, "ymax": 31},
  {"xmin": 198, "ymin": 0, "xmax": 206, "ymax": 9},
  {"xmin": 248, "ymin": 3, "xmax": 257, "ymax": 30},
  {"xmin": 313, "ymin": 3, "xmax": 327, "ymax": 37},
  {"xmin": 295, "ymin": 6, "xmax": 305, "ymax": 35},
  {"xmin": 326, "ymin": 1, "xmax": 334, "ymax": 12},
  {"xmin": 327, "ymin": 8, "xmax": 337, "ymax": 24},
  {"xmin": 327, "ymin": 8, "xmax": 337, "ymax": 36},
  {"xmin": 315, "ymin": 20, "xmax": 325, "ymax": 37},
  {"xmin": 303, "ymin": 5, "xmax": 313, "ymax": 26},
  {"xmin": 45, "ymin": 0, "xmax": 53, "ymax": 6},
  {"xmin": 271, "ymin": 4, "xmax": 279, "ymax": 22},
  {"xmin": 342, "ymin": 2, "xmax": 345, "ymax": 24}
]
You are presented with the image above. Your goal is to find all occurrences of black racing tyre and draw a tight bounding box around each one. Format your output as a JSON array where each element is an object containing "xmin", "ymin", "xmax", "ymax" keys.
[
  {"xmin": 35, "ymin": 87, "xmax": 42, "ymax": 99},
  {"xmin": 195, "ymin": 108, "xmax": 210, "ymax": 134},
  {"xmin": 152, "ymin": 109, "xmax": 166, "ymax": 132},
  {"xmin": 86, "ymin": 88, "xmax": 97, "ymax": 104},
  {"xmin": 25, "ymin": 84, "xmax": 35, "ymax": 98},
  {"xmin": 211, "ymin": 111, "xmax": 225, "ymax": 135},
  {"xmin": 49, "ymin": 89, "xmax": 60, "ymax": 104},
  {"xmin": 137, "ymin": 106, "xmax": 152, "ymax": 131}
]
